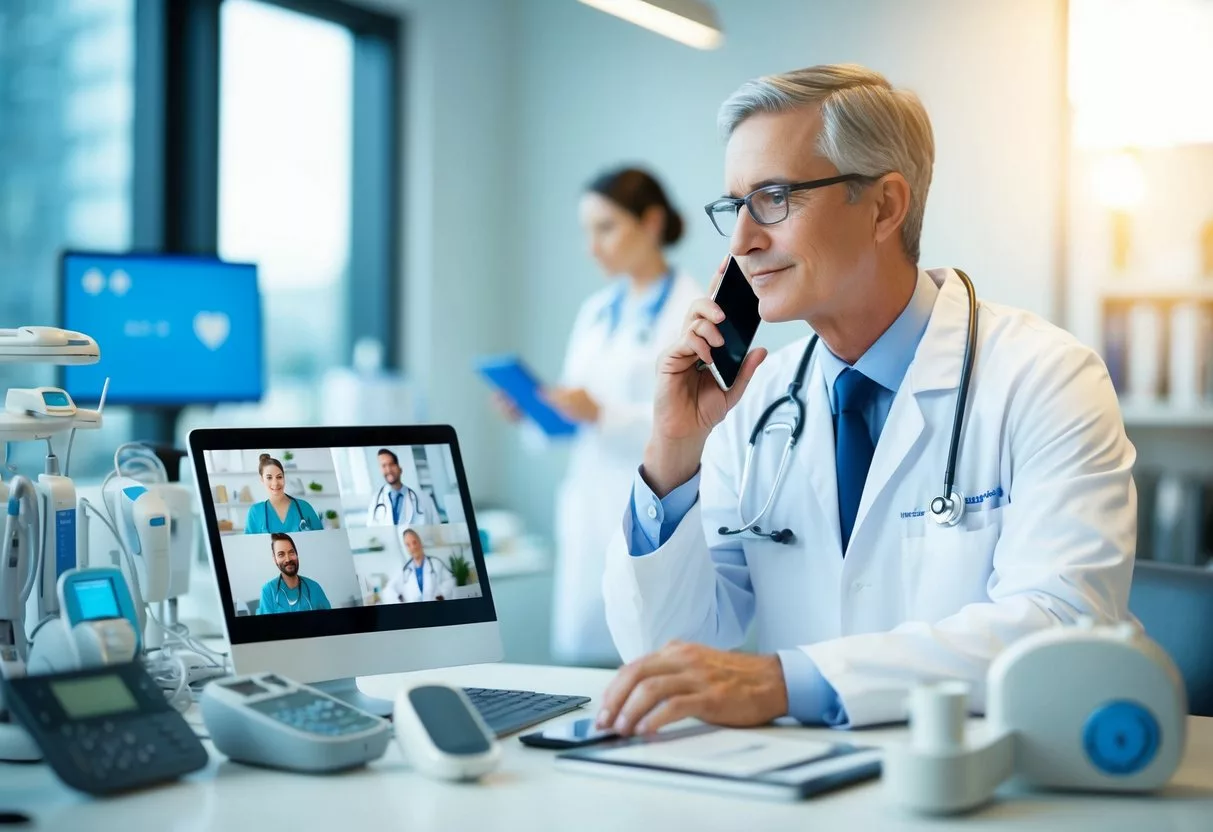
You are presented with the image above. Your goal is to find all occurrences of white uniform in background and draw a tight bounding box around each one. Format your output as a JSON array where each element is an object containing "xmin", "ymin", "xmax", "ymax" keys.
[
  {"xmin": 383, "ymin": 556, "xmax": 456, "ymax": 604},
  {"xmin": 551, "ymin": 270, "xmax": 703, "ymax": 666},
  {"xmin": 603, "ymin": 269, "xmax": 1137, "ymax": 726}
]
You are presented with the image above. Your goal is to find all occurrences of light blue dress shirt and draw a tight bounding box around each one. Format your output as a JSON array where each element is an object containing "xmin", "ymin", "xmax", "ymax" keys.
[{"xmin": 626, "ymin": 270, "xmax": 939, "ymax": 726}]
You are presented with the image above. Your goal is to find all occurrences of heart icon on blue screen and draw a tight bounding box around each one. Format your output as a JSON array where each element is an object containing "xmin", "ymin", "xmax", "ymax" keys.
[{"xmin": 193, "ymin": 312, "xmax": 231, "ymax": 351}]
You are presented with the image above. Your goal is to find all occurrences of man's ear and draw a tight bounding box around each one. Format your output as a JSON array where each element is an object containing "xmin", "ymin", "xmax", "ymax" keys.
[{"xmin": 872, "ymin": 173, "xmax": 911, "ymax": 248}]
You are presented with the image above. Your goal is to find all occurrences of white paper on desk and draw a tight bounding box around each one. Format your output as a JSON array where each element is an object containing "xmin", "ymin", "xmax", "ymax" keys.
[{"xmin": 595, "ymin": 730, "xmax": 835, "ymax": 778}]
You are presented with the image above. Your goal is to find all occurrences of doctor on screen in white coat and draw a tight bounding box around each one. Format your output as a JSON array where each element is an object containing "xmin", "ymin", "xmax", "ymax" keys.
[
  {"xmin": 383, "ymin": 529, "xmax": 456, "ymax": 603},
  {"xmin": 493, "ymin": 167, "xmax": 702, "ymax": 666},
  {"xmin": 366, "ymin": 448, "xmax": 443, "ymax": 527},
  {"xmin": 594, "ymin": 64, "xmax": 1137, "ymax": 735}
]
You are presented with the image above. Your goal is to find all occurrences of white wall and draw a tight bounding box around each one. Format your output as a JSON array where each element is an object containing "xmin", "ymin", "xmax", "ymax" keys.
[
  {"xmin": 361, "ymin": 0, "xmax": 521, "ymax": 510},
  {"xmin": 502, "ymin": 0, "xmax": 1067, "ymax": 538}
]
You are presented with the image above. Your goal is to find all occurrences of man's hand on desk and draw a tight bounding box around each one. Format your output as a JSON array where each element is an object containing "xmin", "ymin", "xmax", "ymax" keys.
[{"xmin": 595, "ymin": 641, "xmax": 787, "ymax": 736}]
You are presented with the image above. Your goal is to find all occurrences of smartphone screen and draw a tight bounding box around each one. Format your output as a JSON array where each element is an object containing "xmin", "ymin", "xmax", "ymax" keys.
[
  {"xmin": 708, "ymin": 257, "xmax": 762, "ymax": 390},
  {"xmin": 540, "ymin": 718, "xmax": 615, "ymax": 744}
]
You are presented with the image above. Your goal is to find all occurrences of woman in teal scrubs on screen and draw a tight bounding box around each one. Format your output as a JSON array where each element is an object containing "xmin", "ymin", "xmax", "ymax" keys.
[{"xmin": 244, "ymin": 453, "xmax": 323, "ymax": 534}]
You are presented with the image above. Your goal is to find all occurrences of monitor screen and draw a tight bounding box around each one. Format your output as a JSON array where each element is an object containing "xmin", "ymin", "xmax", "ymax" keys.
[
  {"xmin": 190, "ymin": 425, "xmax": 495, "ymax": 648},
  {"xmin": 60, "ymin": 251, "xmax": 263, "ymax": 405},
  {"xmin": 73, "ymin": 577, "xmax": 121, "ymax": 621}
]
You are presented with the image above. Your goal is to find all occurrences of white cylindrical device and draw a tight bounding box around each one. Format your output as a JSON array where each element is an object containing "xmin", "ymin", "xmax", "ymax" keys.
[{"xmin": 909, "ymin": 680, "xmax": 970, "ymax": 753}]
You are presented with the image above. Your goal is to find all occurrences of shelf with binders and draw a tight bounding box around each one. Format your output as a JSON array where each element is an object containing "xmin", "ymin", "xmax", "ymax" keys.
[{"xmin": 1100, "ymin": 291, "xmax": 1213, "ymax": 426}]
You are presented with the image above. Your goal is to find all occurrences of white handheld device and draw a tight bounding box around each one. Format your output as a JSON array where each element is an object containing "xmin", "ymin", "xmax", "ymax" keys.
[{"xmin": 393, "ymin": 682, "xmax": 501, "ymax": 781}]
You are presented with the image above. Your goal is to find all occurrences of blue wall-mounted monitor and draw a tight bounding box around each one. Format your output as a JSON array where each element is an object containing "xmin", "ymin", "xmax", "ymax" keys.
[{"xmin": 60, "ymin": 251, "xmax": 264, "ymax": 406}]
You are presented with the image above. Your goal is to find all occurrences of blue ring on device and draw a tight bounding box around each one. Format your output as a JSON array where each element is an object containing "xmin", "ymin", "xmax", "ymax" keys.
[{"xmin": 1082, "ymin": 700, "xmax": 1160, "ymax": 776}]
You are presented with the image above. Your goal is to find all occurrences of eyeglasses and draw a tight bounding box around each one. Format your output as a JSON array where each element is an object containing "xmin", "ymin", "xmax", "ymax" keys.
[{"xmin": 703, "ymin": 173, "xmax": 877, "ymax": 237}]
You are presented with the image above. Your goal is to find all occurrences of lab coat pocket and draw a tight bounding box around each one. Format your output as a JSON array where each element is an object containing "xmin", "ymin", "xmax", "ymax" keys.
[{"xmin": 900, "ymin": 508, "xmax": 1002, "ymax": 623}]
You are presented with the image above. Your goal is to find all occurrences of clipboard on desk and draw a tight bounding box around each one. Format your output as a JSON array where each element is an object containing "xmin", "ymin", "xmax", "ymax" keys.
[
  {"xmin": 476, "ymin": 354, "xmax": 578, "ymax": 438},
  {"xmin": 555, "ymin": 724, "xmax": 882, "ymax": 802}
]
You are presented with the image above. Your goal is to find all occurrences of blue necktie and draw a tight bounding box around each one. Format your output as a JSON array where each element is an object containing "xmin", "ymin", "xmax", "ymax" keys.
[{"xmin": 835, "ymin": 368, "xmax": 881, "ymax": 552}]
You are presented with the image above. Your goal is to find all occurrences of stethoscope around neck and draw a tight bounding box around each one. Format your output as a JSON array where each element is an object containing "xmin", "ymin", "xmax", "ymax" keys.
[
  {"xmin": 717, "ymin": 269, "xmax": 979, "ymax": 545},
  {"xmin": 273, "ymin": 575, "xmax": 314, "ymax": 610},
  {"xmin": 265, "ymin": 495, "xmax": 312, "ymax": 532},
  {"xmin": 599, "ymin": 269, "xmax": 676, "ymax": 343},
  {"xmin": 372, "ymin": 485, "xmax": 421, "ymax": 524},
  {"xmin": 397, "ymin": 556, "xmax": 445, "ymax": 602}
]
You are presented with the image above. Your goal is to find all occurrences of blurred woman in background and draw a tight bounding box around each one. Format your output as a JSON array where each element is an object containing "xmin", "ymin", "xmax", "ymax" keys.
[{"xmin": 497, "ymin": 167, "xmax": 702, "ymax": 666}]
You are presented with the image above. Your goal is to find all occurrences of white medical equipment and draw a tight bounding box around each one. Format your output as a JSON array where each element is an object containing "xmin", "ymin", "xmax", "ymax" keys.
[
  {"xmin": 201, "ymin": 672, "xmax": 392, "ymax": 773},
  {"xmin": 394, "ymin": 682, "xmax": 501, "ymax": 781},
  {"xmin": 6, "ymin": 387, "xmax": 76, "ymax": 419},
  {"xmin": 0, "ymin": 327, "xmax": 103, "ymax": 445},
  {"xmin": 718, "ymin": 269, "xmax": 978, "ymax": 544},
  {"xmin": 25, "ymin": 567, "xmax": 140, "ymax": 676},
  {"xmin": 102, "ymin": 478, "xmax": 171, "ymax": 605},
  {"xmin": 0, "ymin": 326, "xmax": 99, "ymax": 364},
  {"xmin": 883, "ymin": 620, "xmax": 1187, "ymax": 815}
]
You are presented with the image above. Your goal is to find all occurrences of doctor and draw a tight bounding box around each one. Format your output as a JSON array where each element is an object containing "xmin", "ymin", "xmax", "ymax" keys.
[
  {"xmin": 245, "ymin": 453, "xmax": 323, "ymax": 534},
  {"xmin": 257, "ymin": 533, "xmax": 332, "ymax": 614},
  {"xmin": 596, "ymin": 63, "xmax": 1136, "ymax": 735},
  {"xmin": 383, "ymin": 528, "xmax": 456, "ymax": 603},
  {"xmin": 495, "ymin": 167, "xmax": 702, "ymax": 667},
  {"xmin": 366, "ymin": 448, "xmax": 442, "ymax": 527}
]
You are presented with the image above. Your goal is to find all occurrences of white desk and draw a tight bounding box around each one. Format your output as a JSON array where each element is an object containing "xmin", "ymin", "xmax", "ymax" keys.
[{"xmin": 4, "ymin": 663, "xmax": 1211, "ymax": 832}]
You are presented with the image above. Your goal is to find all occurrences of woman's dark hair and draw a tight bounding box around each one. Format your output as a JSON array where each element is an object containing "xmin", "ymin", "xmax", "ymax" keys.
[
  {"xmin": 258, "ymin": 453, "xmax": 284, "ymax": 477},
  {"xmin": 587, "ymin": 167, "xmax": 684, "ymax": 246}
]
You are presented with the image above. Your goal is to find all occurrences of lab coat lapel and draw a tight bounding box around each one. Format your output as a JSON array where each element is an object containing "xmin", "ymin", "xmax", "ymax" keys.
[
  {"xmin": 848, "ymin": 269, "xmax": 969, "ymax": 551},
  {"xmin": 803, "ymin": 353, "xmax": 844, "ymax": 559}
]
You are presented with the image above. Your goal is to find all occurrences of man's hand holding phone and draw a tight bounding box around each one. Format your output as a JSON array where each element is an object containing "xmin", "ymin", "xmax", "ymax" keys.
[{"xmin": 643, "ymin": 256, "xmax": 766, "ymax": 497}]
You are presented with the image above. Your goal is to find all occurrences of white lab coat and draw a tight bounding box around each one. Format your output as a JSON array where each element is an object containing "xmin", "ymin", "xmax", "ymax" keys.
[
  {"xmin": 383, "ymin": 556, "xmax": 456, "ymax": 603},
  {"xmin": 365, "ymin": 484, "xmax": 442, "ymax": 528},
  {"xmin": 603, "ymin": 268, "xmax": 1137, "ymax": 727},
  {"xmin": 551, "ymin": 270, "xmax": 704, "ymax": 666}
]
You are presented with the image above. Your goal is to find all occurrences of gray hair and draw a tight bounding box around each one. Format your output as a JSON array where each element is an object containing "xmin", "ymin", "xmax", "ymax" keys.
[{"xmin": 717, "ymin": 64, "xmax": 934, "ymax": 264}]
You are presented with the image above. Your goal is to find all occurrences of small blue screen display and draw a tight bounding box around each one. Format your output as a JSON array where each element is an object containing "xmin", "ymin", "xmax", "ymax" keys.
[{"xmin": 73, "ymin": 578, "xmax": 120, "ymax": 621}]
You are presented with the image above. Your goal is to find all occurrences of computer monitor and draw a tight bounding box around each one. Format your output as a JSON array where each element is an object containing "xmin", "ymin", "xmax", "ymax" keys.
[
  {"xmin": 188, "ymin": 425, "xmax": 502, "ymax": 713},
  {"xmin": 60, "ymin": 251, "xmax": 263, "ymax": 405}
]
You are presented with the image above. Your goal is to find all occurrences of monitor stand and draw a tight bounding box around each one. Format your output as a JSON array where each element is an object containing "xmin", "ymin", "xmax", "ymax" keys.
[{"xmin": 313, "ymin": 678, "xmax": 394, "ymax": 717}]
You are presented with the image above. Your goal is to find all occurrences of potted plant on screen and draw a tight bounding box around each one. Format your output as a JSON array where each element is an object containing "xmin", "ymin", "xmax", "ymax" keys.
[
  {"xmin": 307, "ymin": 481, "xmax": 323, "ymax": 493},
  {"xmin": 448, "ymin": 553, "xmax": 473, "ymax": 587},
  {"xmin": 324, "ymin": 510, "xmax": 340, "ymax": 530},
  {"xmin": 282, "ymin": 450, "xmax": 296, "ymax": 469}
]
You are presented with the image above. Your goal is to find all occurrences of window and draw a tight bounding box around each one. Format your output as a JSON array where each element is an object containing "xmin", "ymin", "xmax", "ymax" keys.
[
  {"xmin": 218, "ymin": 0, "xmax": 354, "ymax": 415},
  {"xmin": 0, "ymin": 0, "xmax": 135, "ymax": 475}
]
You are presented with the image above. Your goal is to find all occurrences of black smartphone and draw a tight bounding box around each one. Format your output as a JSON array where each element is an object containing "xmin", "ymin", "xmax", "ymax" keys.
[
  {"xmin": 518, "ymin": 717, "xmax": 618, "ymax": 749},
  {"xmin": 706, "ymin": 256, "xmax": 762, "ymax": 391}
]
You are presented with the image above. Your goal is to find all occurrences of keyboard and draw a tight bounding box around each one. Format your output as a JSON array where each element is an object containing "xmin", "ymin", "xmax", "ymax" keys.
[{"xmin": 462, "ymin": 687, "xmax": 591, "ymax": 737}]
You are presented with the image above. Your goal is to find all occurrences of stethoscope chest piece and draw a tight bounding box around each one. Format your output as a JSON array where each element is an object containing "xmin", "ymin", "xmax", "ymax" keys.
[{"xmin": 929, "ymin": 491, "xmax": 965, "ymax": 527}]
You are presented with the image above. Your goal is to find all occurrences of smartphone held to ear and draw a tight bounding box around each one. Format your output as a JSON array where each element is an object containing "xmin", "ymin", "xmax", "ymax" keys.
[{"xmin": 706, "ymin": 257, "xmax": 762, "ymax": 392}]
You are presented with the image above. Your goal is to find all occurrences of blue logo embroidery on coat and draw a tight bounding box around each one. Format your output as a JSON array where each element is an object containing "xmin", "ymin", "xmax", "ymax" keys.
[{"xmin": 900, "ymin": 486, "xmax": 1004, "ymax": 519}]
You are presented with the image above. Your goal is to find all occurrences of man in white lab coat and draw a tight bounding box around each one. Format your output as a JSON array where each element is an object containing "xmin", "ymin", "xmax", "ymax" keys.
[
  {"xmin": 366, "ymin": 448, "xmax": 443, "ymax": 527},
  {"xmin": 383, "ymin": 528, "xmax": 456, "ymax": 603},
  {"xmin": 595, "ymin": 64, "xmax": 1136, "ymax": 733}
]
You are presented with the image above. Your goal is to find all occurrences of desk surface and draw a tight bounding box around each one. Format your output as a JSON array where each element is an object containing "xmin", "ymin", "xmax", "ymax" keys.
[{"xmin": 4, "ymin": 663, "xmax": 1211, "ymax": 832}]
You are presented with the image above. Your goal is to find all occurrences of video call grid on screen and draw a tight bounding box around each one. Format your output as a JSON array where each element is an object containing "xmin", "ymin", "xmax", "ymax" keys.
[{"xmin": 200, "ymin": 443, "xmax": 484, "ymax": 619}]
